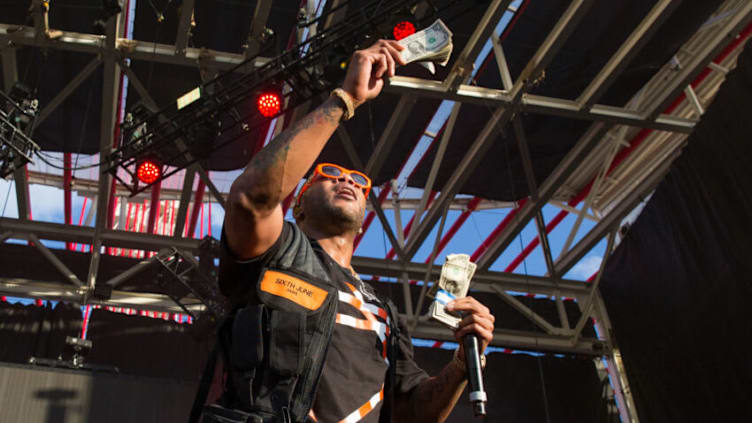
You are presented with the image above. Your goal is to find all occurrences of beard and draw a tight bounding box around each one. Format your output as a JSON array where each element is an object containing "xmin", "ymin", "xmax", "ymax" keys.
[{"xmin": 303, "ymin": 192, "xmax": 365, "ymax": 234}]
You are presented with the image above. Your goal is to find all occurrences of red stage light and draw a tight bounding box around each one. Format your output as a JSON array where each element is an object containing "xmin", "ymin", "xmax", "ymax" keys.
[
  {"xmin": 136, "ymin": 159, "xmax": 161, "ymax": 185},
  {"xmin": 257, "ymin": 92, "xmax": 281, "ymax": 117},
  {"xmin": 393, "ymin": 21, "xmax": 415, "ymax": 40}
]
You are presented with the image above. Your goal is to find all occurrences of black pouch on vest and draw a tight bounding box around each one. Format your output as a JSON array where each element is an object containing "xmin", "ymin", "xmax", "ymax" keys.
[
  {"xmin": 268, "ymin": 310, "xmax": 305, "ymax": 376},
  {"xmin": 231, "ymin": 305, "xmax": 265, "ymax": 369}
]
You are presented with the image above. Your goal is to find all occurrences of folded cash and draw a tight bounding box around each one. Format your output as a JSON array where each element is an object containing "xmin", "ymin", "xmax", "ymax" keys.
[
  {"xmin": 428, "ymin": 254, "xmax": 477, "ymax": 329},
  {"xmin": 399, "ymin": 19, "xmax": 454, "ymax": 74}
]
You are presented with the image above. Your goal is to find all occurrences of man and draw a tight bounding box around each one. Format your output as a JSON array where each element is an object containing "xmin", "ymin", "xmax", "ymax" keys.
[{"xmin": 217, "ymin": 39, "xmax": 495, "ymax": 423}]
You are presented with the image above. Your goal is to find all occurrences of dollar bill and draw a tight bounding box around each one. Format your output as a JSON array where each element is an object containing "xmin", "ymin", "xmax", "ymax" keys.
[
  {"xmin": 399, "ymin": 19, "xmax": 454, "ymax": 74},
  {"xmin": 428, "ymin": 254, "xmax": 477, "ymax": 329}
]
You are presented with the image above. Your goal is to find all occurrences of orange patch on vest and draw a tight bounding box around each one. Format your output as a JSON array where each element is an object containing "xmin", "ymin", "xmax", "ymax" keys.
[{"xmin": 260, "ymin": 270, "xmax": 328, "ymax": 310}]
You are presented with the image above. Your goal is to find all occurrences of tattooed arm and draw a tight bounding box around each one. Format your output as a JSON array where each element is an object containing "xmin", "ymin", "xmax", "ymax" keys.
[
  {"xmin": 225, "ymin": 40, "xmax": 405, "ymax": 259},
  {"xmin": 394, "ymin": 297, "xmax": 495, "ymax": 423}
]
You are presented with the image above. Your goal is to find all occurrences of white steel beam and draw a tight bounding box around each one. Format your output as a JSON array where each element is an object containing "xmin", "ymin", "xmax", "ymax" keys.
[
  {"xmin": 410, "ymin": 322, "xmax": 606, "ymax": 355},
  {"xmin": 0, "ymin": 24, "xmax": 270, "ymax": 72},
  {"xmin": 644, "ymin": 1, "xmax": 752, "ymax": 118},
  {"xmin": 385, "ymin": 76, "xmax": 697, "ymax": 133},
  {"xmin": 27, "ymin": 234, "xmax": 85, "ymax": 287},
  {"xmin": 590, "ymin": 291, "xmax": 640, "ymax": 422},
  {"xmin": 86, "ymin": 14, "xmax": 121, "ymax": 297},
  {"xmin": 444, "ymin": 0, "xmax": 515, "ymax": 90},
  {"xmin": 404, "ymin": 0, "xmax": 593, "ymax": 261},
  {"xmin": 491, "ymin": 33, "xmax": 513, "ymax": 91},
  {"xmin": 475, "ymin": 122, "xmax": 611, "ymax": 270},
  {"xmin": 0, "ymin": 217, "xmax": 202, "ymax": 253},
  {"xmin": 491, "ymin": 286, "xmax": 560, "ymax": 335},
  {"xmin": 415, "ymin": 101, "xmax": 461, "ymax": 222}
]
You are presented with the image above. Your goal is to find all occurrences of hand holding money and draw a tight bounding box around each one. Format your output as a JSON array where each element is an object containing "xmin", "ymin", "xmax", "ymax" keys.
[
  {"xmin": 428, "ymin": 254, "xmax": 477, "ymax": 329},
  {"xmin": 398, "ymin": 19, "xmax": 454, "ymax": 74},
  {"xmin": 341, "ymin": 39, "xmax": 406, "ymax": 108}
]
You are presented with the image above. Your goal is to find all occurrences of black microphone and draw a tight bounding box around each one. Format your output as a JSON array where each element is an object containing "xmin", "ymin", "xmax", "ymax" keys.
[{"xmin": 463, "ymin": 334, "xmax": 487, "ymax": 417}]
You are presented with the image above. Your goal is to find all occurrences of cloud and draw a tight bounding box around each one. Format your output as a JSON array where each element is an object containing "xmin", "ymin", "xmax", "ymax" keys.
[{"xmin": 570, "ymin": 255, "xmax": 602, "ymax": 280}]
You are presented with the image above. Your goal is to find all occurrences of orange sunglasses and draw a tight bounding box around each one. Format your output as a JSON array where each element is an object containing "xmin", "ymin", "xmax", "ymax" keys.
[{"xmin": 295, "ymin": 163, "xmax": 372, "ymax": 206}]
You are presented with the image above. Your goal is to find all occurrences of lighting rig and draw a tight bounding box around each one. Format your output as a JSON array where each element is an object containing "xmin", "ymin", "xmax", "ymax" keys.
[
  {"xmin": 105, "ymin": 0, "xmax": 459, "ymax": 195},
  {"xmin": 0, "ymin": 85, "xmax": 40, "ymax": 178}
]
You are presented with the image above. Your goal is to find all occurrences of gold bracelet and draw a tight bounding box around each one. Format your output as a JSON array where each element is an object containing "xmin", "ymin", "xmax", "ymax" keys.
[{"xmin": 330, "ymin": 88, "xmax": 355, "ymax": 121}]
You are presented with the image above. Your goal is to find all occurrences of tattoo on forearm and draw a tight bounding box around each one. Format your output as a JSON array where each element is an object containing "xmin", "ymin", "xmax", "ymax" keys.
[{"xmin": 237, "ymin": 97, "xmax": 343, "ymax": 209}]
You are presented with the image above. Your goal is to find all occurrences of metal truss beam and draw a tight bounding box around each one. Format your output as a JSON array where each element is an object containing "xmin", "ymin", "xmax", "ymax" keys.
[
  {"xmin": 0, "ymin": 219, "xmax": 591, "ymax": 296},
  {"xmin": 1, "ymin": 45, "xmax": 31, "ymax": 220},
  {"xmin": 25, "ymin": 234, "xmax": 84, "ymax": 287},
  {"xmin": 34, "ymin": 57, "xmax": 101, "ymax": 128},
  {"xmin": 336, "ymin": 127, "xmax": 406, "ymax": 260},
  {"xmin": 386, "ymin": 77, "xmax": 696, "ymax": 133},
  {"xmin": 174, "ymin": 0, "xmax": 195, "ymax": 55},
  {"xmin": 351, "ymin": 255, "xmax": 589, "ymax": 298},
  {"xmin": 444, "ymin": 0, "xmax": 514, "ymax": 89},
  {"xmin": 245, "ymin": 0, "xmax": 273, "ymax": 57},
  {"xmin": 0, "ymin": 217, "xmax": 201, "ymax": 253},
  {"xmin": 0, "ymin": 276, "xmax": 602, "ymax": 355},
  {"xmin": 403, "ymin": 105, "xmax": 513, "ymax": 259},
  {"xmin": 643, "ymin": 2, "xmax": 752, "ymax": 118},
  {"xmin": 404, "ymin": 0, "xmax": 593, "ymax": 261},
  {"xmin": 554, "ymin": 148, "xmax": 677, "ymax": 276},
  {"xmin": 475, "ymin": 122, "xmax": 611, "ymax": 270},
  {"xmin": 87, "ymin": 14, "xmax": 121, "ymax": 299},
  {"xmin": 410, "ymin": 321, "xmax": 606, "ymax": 355},
  {"xmin": 0, "ymin": 24, "xmax": 269, "ymax": 72},
  {"xmin": 0, "ymin": 278, "xmax": 204, "ymax": 313}
]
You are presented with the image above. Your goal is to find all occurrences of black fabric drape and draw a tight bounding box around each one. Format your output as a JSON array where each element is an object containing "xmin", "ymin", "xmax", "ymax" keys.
[
  {"xmin": 0, "ymin": 301, "xmax": 82, "ymax": 364},
  {"xmin": 86, "ymin": 308, "xmax": 213, "ymax": 381},
  {"xmin": 414, "ymin": 348, "xmax": 608, "ymax": 423},
  {"xmin": 600, "ymin": 41, "xmax": 752, "ymax": 421}
]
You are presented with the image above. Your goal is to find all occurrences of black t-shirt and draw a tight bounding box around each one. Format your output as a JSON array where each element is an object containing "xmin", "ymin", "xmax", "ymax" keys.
[{"xmin": 219, "ymin": 221, "xmax": 429, "ymax": 423}]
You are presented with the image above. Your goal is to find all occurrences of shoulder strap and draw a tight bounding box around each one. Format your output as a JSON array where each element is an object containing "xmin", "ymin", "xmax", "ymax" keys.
[{"xmin": 379, "ymin": 297, "xmax": 400, "ymax": 423}]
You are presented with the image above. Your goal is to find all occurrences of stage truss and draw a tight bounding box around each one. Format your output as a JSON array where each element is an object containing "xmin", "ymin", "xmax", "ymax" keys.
[{"xmin": 2, "ymin": 1, "xmax": 752, "ymax": 421}]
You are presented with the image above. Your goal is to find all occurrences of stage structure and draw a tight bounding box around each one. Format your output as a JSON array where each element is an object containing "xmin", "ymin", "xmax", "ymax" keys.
[{"xmin": 1, "ymin": 1, "xmax": 752, "ymax": 421}]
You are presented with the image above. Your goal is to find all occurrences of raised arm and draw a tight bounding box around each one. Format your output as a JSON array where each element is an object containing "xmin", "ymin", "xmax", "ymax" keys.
[{"xmin": 224, "ymin": 40, "xmax": 405, "ymax": 259}]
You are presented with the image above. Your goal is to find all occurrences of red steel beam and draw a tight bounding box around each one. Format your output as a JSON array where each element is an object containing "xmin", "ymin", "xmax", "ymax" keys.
[
  {"xmin": 470, "ymin": 197, "xmax": 528, "ymax": 262},
  {"xmin": 503, "ymin": 22, "xmax": 752, "ymax": 273}
]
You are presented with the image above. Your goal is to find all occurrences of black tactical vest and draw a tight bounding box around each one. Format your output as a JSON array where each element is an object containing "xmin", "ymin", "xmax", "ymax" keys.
[{"xmin": 193, "ymin": 242, "xmax": 399, "ymax": 423}]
